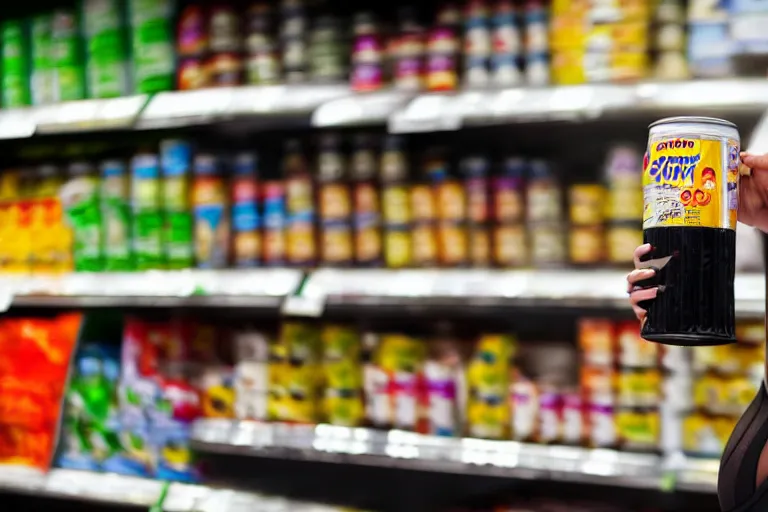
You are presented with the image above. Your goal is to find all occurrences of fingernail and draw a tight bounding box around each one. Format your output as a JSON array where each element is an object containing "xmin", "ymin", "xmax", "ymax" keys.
[{"xmin": 741, "ymin": 151, "xmax": 751, "ymax": 158}]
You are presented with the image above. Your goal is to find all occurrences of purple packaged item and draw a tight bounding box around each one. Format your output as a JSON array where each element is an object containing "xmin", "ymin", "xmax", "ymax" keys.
[{"xmin": 395, "ymin": 57, "xmax": 423, "ymax": 90}]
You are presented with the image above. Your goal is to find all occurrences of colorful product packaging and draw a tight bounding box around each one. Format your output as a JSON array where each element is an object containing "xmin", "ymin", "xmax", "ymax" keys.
[
  {"xmin": 1, "ymin": 20, "xmax": 31, "ymax": 107},
  {"xmin": 160, "ymin": 140, "xmax": 194, "ymax": 269},
  {"xmin": 131, "ymin": 153, "xmax": 164, "ymax": 269},
  {"xmin": 231, "ymin": 153, "xmax": 261, "ymax": 268},
  {"xmin": 127, "ymin": 0, "xmax": 176, "ymax": 93},
  {"xmin": 192, "ymin": 154, "xmax": 229, "ymax": 268},
  {"xmin": 100, "ymin": 160, "xmax": 133, "ymax": 271}
]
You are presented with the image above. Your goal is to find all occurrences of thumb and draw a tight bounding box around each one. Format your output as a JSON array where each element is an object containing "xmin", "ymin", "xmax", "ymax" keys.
[{"xmin": 741, "ymin": 152, "xmax": 768, "ymax": 171}]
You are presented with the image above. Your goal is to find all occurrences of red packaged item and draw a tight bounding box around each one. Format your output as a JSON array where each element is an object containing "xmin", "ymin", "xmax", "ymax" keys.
[{"xmin": 158, "ymin": 377, "xmax": 202, "ymax": 423}]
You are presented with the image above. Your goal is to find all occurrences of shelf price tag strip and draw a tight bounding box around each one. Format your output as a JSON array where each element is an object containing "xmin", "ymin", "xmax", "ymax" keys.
[{"xmin": 388, "ymin": 95, "xmax": 462, "ymax": 134}]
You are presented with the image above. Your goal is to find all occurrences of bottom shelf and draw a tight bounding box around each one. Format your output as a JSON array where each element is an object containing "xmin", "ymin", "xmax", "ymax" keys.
[
  {"xmin": 0, "ymin": 465, "xmax": 346, "ymax": 511},
  {"xmin": 191, "ymin": 419, "xmax": 720, "ymax": 494}
]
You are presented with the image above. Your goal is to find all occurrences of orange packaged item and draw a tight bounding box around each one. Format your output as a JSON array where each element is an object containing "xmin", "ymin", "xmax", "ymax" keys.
[
  {"xmin": 580, "ymin": 366, "xmax": 614, "ymax": 404},
  {"xmin": 578, "ymin": 318, "xmax": 614, "ymax": 367},
  {"xmin": 0, "ymin": 314, "xmax": 81, "ymax": 469}
]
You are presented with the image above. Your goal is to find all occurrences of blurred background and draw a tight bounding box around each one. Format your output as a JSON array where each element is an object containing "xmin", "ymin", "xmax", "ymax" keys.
[{"xmin": 0, "ymin": 0, "xmax": 764, "ymax": 511}]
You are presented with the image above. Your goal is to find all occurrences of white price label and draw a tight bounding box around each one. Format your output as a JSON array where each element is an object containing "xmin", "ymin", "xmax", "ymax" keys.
[{"xmin": 281, "ymin": 294, "xmax": 325, "ymax": 317}]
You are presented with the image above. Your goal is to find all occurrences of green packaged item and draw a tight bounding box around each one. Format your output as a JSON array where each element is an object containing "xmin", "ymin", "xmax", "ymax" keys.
[
  {"xmin": 161, "ymin": 140, "xmax": 193, "ymax": 269},
  {"xmin": 100, "ymin": 160, "xmax": 133, "ymax": 271},
  {"xmin": 128, "ymin": 0, "xmax": 175, "ymax": 93},
  {"xmin": 1, "ymin": 20, "xmax": 31, "ymax": 107},
  {"xmin": 62, "ymin": 162, "xmax": 104, "ymax": 272},
  {"xmin": 52, "ymin": 10, "xmax": 86, "ymax": 102},
  {"xmin": 30, "ymin": 15, "xmax": 55, "ymax": 105},
  {"xmin": 131, "ymin": 153, "xmax": 164, "ymax": 269},
  {"xmin": 81, "ymin": 0, "xmax": 130, "ymax": 98}
]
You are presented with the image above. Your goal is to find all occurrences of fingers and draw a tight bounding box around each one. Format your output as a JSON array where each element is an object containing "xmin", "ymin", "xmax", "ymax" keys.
[
  {"xmin": 630, "ymin": 287, "xmax": 658, "ymax": 323},
  {"xmin": 633, "ymin": 243, "xmax": 652, "ymax": 269},
  {"xmin": 630, "ymin": 287, "xmax": 657, "ymax": 307},
  {"xmin": 627, "ymin": 268, "xmax": 656, "ymax": 290},
  {"xmin": 740, "ymin": 152, "xmax": 768, "ymax": 173}
]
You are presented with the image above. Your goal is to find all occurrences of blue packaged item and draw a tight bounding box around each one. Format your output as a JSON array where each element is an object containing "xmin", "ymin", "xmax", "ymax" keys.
[
  {"xmin": 102, "ymin": 416, "xmax": 154, "ymax": 477},
  {"xmin": 152, "ymin": 419, "xmax": 198, "ymax": 482},
  {"xmin": 232, "ymin": 153, "xmax": 261, "ymax": 267}
]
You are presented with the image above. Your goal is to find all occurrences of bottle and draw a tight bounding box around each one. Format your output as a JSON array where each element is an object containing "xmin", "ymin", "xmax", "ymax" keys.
[
  {"xmin": 351, "ymin": 134, "xmax": 382, "ymax": 266},
  {"xmin": 192, "ymin": 154, "xmax": 229, "ymax": 269},
  {"xmin": 283, "ymin": 139, "xmax": 315, "ymax": 266},
  {"xmin": 462, "ymin": 156, "xmax": 491, "ymax": 267},
  {"xmin": 640, "ymin": 116, "xmax": 740, "ymax": 345},
  {"xmin": 380, "ymin": 136, "xmax": 412, "ymax": 268},
  {"xmin": 231, "ymin": 153, "xmax": 261, "ymax": 268},
  {"xmin": 131, "ymin": 152, "xmax": 164, "ymax": 269},
  {"xmin": 316, "ymin": 134, "xmax": 352, "ymax": 266},
  {"xmin": 100, "ymin": 160, "xmax": 133, "ymax": 271},
  {"xmin": 160, "ymin": 140, "xmax": 194, "ymax": 270},
  {"xmin": 61, "ymin": 162, "xmax": 103, "ymax": 271}
]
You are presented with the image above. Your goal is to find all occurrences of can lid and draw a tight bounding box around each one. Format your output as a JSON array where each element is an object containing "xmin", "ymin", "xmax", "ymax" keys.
[{"xmin": 649, "ymin": 116, "xmax": 737, "ymax": 129}]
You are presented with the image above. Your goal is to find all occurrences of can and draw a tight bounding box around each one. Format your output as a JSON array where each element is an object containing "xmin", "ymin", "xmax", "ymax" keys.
[
  {"xmin": 161, "ymin": 140, "xmax": 194, "ymax": 269},
  {"xmin": 641, "ymin": 116, "xmax": 740, "ymax": 346}
]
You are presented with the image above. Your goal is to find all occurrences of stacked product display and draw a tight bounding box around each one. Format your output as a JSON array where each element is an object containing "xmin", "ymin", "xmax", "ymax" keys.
[
  {"xmin": 0, "ymin": 0, "xmax": 766, "ymax": 110},
  {"xmin": 0, "ymin": 135, "xmax": 645, "ymax": 273},
  {"xmin": 1, "ymin": 0, "xmax": 175, "ymax": 106},
  {"xmin": 52, "ymin": 314, "xmax": 764, "ymax": 456}
]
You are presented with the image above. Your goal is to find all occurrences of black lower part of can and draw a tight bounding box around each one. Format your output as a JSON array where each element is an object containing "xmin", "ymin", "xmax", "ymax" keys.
[{"xmin": 640, "ymin": 226, "xmax": 737, "ymax": 346}]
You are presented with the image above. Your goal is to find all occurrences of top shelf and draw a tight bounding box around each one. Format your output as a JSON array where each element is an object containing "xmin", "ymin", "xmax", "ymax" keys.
[{"xmin": 1, "ymin": 79, "xmax": 766, "ymax": 139}]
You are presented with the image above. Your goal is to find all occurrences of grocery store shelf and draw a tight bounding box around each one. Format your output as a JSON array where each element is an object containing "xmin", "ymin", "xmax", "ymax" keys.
[
  {"xmin": 1, "ymin": 269, "xmax": 763, "ymax": 314},
  {"xmin": 0, "ymin": 95, "xmax": 149, "ymax": 138},
  {"xmin": 304, "ymin": 269, "xmax": 765, "ymax": 316},
  {"xmin": 137, "ymin": 84, "xmax": 352, "ymax": 129},
  {"xmin": 0, "ymin": 269, "xmax": 303, "ymax": 309},
  {"xmin": 192, "ymin": 419, "xmax": 715, "ymax": 493},
  {"xmin": 0, "ymin": 79, "xmax": 767, "ymax": 139},
  {"xmin": 0, "ymin": 465, "xmax": 329, "ymax": 511}
]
